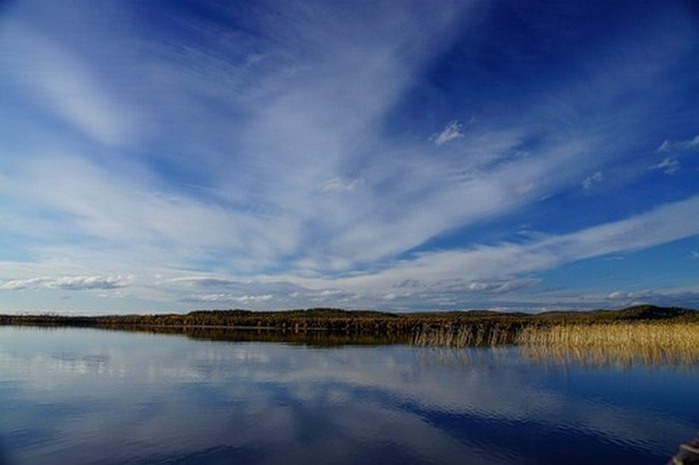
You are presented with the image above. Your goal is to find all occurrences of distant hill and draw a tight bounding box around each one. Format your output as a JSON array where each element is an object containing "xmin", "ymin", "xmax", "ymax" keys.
[
  {"xmin": 535, "ymin": 305, "xmax": 697, "ymax": 322},
  {"xmin": 188, "ymin": 307, "xmax": 399, "ymax": 319},
  {"xmin": 1, "ymin": 305, "xmax": 697, "ymax": 329},
  {"xmin": 182, "ymin": 305, "xmax": 699, "ymax": 325}
]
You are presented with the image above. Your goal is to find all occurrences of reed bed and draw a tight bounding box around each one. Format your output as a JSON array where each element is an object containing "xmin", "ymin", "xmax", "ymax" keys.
[
  {"xmin": 5, "ymin": 306, "xmax": 699, "ymax": 367},
  {"xmin": 413, "ymin": 321, "xmax": 699, "ymax": 368},
  {"xmin": 518, "ymin": 322, "xmax": 699, "ymax": 368},
  {"xmin": 412, "ymin": 322, "xmax": 521, "ymax": 347}
]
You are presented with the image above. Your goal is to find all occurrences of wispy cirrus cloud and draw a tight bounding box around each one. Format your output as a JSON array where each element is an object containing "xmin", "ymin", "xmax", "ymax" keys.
[
  {"xmin": 319, "ymin": 177, "xmax": 364, "ymax": 193},
  {"xmin": 288, "ymin": 194, "xmax": 699, "ymax": 304},
  {"xmin": 463, "ymin": 279, "xmax": 540, "ymax": 294},
  {"xmin": 0, "ymin": 1, "xmax": 698, "ymax": 313},
  {"xmin": 581, "ymin": 171, "xmax": 603, "ymax": 189},
  {"xmin": 430, "ymin": 120, "xmax": 465, "ymax": 146},
  {"xmin": 652, "ymin": 157, "xmax": 681, "ymax": 175},
  {"xmin": 181, "ymin": 293, "xmax": 273, "ymax": 304},
  {"xmin": 656, "ymin": 133, "xmax": 699, "ymax": 152},
  {"xmin": 604, "ymin": 289, "xmax": 699, "ymax": 309},
  {"xmin": 0, "ymin": 20, "xmax": 139, "ymax": 147},
  {"xmin": 607, "ymin": 290, "xmax": 654, "ymax": 301},
  {"xmin": 0, "ymin": 275, "xmax": 131, "ymax": 291}
]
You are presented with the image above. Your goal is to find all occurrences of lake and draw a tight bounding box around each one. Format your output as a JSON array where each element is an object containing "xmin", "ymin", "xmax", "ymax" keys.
[{"xmin": 0, "ymin": 326, "xmax": 697, "ymax": 464}]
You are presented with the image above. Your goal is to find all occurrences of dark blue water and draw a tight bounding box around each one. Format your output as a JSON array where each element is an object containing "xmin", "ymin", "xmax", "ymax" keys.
[{"xmin": 0, "ymin": 326, "xmax": 696, "ymax": 464}]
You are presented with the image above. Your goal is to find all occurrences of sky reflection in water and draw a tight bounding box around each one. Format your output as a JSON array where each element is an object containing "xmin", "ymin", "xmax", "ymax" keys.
[{"xmin": 0, "ymin": 327, "xmax": 697, "ymax": 465}]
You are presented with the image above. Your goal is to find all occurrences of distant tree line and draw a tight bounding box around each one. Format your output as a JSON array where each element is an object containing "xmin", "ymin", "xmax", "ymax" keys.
[{"xmin": 1, "ymin": 305, "xmax": 697, "ymax": 347}]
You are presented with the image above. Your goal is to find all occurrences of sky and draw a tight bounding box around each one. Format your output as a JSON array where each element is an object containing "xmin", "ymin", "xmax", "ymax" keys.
[{"xmin": 1, "ymin": 0, "xmax": 699, "ymax": 314}]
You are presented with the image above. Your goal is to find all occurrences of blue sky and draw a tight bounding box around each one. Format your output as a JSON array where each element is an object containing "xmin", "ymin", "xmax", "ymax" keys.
[{"xmin": 1, "ymin": 0, "xmax": 698, "ymax": 314}]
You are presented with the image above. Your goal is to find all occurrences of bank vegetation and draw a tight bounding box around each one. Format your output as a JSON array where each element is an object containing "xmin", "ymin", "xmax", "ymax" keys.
[{"xmin": 2, "ymin": 305, "xmax": 698, "ymax": 353}]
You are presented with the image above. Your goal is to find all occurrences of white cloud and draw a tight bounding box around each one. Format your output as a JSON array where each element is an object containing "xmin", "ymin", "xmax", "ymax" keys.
[
  {"xmin": 464, "ymin": 279, "xmax": 539, "ymax": 293},
  {"xmin": 607, "ymin": 291, "xmax": 629, "ymax": 300},
  {"xmin": 0, "ymin": 275, "xmax": 131, "ymax": 291},
  {"xmin": 652, "ymin": 157, "xmax": 680, "ymax": 175},
  {"xmin": 290, "ymin": 194, "xmax": 699, "ymax": 300},
  {"xmin": 0, "ymin": 20, "xmax": 137, "ymax": 146},
  {"xmin": 655, "ymin": 132, "xmax": 699, "ymax": 152},
  {"xmin": 235, "ymin": 294, "xmax": 273, "ymax": 304},
  {"xmin": 606, "ymin": 290, "xmax": 654, "ymax": 301},
  {"xmin": 1, "ymin": 2, "xmax": 697, "ymax": 313},
  {"xmin": 191, "ymin": 293, "xmax": 273, "ymax": 304},
  {"xmin": 0, "ymin": 0, "xmax": 637, "ymax": 286},
  {"xmin": 430, "ymin": 120, "xmax": 464, "ymax": 146},
  {"xmin": 0, "ymin": 154, "xmax": 304, "ymax": 272},
  {"xmin": 538, "ymin": 194, "xmax": 699, "ymax": 261},
  {"xmin": 656, "ymin": 140, "xmax": 671, "ymax": 152},
  {"xmin": 581, "ymin": 171, "xmax": 603, "ymax": 189},
  {"xmin": 515, "ymin": 182, "xmax": 536, "ymax": 195},
  {"xmin": 320, "ymin": 177, "xmax": 363, "ymax": 193},
  {"xmin": 167, "ymin": 277, "xmax": 241, "ymax": 288},
  {"xmin": 235, "ymin": 294, "xmax": 274, "ymax": 304},
  {"xmin": 2, "ymin": 193, "xmax": 698, "ymax": 312},
  {"xmin": 308, "ymin": 289, "xmax": 354, "ymax": 302},
  {"xmin": 603, "ymin": 289, "xmax": 699, "ymax": 308}
]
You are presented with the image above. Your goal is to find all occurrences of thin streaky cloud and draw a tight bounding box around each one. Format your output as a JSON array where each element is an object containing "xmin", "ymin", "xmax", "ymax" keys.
[
  {"xmin": 0, "ymin": 276, "xmax": 131, "ymax": 291},
  {"xmin": 652, "ymin": 157, "xmax": 680, "ymax": 175},
  {"xmin": 319, "ymin": 177, "xmax": 363, "ymax": 193},
  {"xmin": 0, "ymin": 0, "xmax": 698, "ymax": 313},
  {"xmin": 655, "ymin": 133, "xmax": 699, "ymax": 152},
  {"xmin": 289, "ymin": 194, "xmax": 699, "ymax": 298},
  {"xmin": 581, "ymin": 171, "xmax": 603, "ymax": 189},
  {"xmin": 431, "ymin": 120, "xmax": 465, "ymax": 146},
  {"xmin": 0, "ymin": 20, "xmax": 138, "ymax": 146}
]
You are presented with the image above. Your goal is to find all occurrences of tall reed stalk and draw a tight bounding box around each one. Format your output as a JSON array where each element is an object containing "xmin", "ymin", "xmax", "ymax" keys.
[
  {"xmin": 413, "ymin": 321, "xmax": 699, "ymax": 368},
  {"xmin": 412, "ymin": 323, "xmax": 519, "ymax": 347},
  {"xmin": 518, "ymin": 322, "xmax": 699, "ymax": 368}
]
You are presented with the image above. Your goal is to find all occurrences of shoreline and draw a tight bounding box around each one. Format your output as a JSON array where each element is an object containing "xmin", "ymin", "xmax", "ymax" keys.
[
  {"xmin": 3, "ymin": 306, "xmax": 699, "ymax": 367},
  {"xmin": 1, "ymin": 304, "xmax": 698, "ymax": 347}
]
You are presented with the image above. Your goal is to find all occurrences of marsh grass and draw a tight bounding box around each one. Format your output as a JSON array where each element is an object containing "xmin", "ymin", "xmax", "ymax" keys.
[
  {"xmin": 412, "ymin": 322, "xmax": 521, "ymax": 347},
  {"xmin": 4, "ymin": 306, "xmax": 699, "ymax": 367},
  {"xmin": 518, "ymin": 322, "xmax": 699, "ymax": 368}
]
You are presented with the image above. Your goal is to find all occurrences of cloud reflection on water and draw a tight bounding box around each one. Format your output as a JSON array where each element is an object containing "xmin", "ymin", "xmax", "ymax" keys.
[{"xmin": 0, "ymin": 327, "xmax": 696, "ymax": 464}]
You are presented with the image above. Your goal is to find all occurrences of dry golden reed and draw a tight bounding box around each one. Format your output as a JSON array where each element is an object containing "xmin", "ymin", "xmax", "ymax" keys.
[
  {"xmin": 518, "ymin": 322, "xmax": 699, "ymax": 368},
  {"xmin": 412, "ymin": 323, "xmax": 517, "ymax": 347}
]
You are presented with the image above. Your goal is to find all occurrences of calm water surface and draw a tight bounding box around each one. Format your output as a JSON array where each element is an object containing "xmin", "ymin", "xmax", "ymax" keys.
[{"xmin": 0, "ymin": 326, "xmax": 697, "ymax": 465}]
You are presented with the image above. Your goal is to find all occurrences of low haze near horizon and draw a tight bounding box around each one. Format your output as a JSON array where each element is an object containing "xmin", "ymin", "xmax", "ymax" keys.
[{"xmin": 1, "ymin": 0, "xmax": 699, "ymax": 314}]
